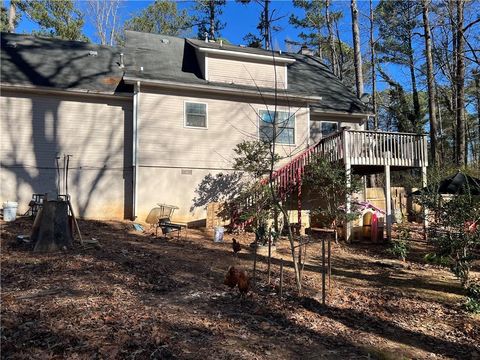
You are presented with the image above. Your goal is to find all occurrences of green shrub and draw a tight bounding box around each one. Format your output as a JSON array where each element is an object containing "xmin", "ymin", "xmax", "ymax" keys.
[
  {"xmin": 465, "ymin": 283, "xmax": 480, "ymax": 314},
  {"xmin": 389, "ymin": 239, "xmax": 409, "ymax": 261},
  {"xmin": 389, "ymin": 222, "xmax": 411, "ymax": 261},
  {"xmin": 424, "ymin": 253, "xmax": 451, "ymax": 267}
]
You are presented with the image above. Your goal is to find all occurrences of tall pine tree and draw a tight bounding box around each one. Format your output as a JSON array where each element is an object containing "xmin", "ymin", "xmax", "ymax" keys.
[
  {"xmin": 193, "ymin": 0, "xmax": 226, "ymax": 41},
  {"xmin": 21, "ymin": 0, "xmax": 87, "ymax": 41},
  {"xmin": 375, "ymin": 0, "xmax": 423, "ymax": 128},
  {"xmin": 123, "ymin": 0, "xmax": 192, "ymax": 37}
]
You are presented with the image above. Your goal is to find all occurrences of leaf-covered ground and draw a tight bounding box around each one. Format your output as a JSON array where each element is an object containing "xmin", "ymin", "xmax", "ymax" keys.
[{"xmin": 1, "ymin": 218, "xmax": 479, "ymax": 359}]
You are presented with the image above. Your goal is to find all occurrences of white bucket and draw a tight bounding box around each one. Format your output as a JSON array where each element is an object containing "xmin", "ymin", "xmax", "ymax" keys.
[
  {"xmin": 214, "ymin": 226, "xmax": 224, "ymax": 243},
  {"xmin": 2, "ymin": 201, "xmax": 18, "ymax": 222}
]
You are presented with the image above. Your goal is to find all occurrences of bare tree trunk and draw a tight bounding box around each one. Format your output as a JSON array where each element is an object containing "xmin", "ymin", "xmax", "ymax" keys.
[
  {"xmin": 209, "ymin": 0, "xmax": 215, "ymax": 40},
  {"xmin": 317, "ymin": 27, "xmax": 323, "ymax": 60},
  {"xmin": 267, "ymin": 49, "xmax": 301, "ymax": 292},
  {"xmin": 422, "ymin": 0, "xmax": 438, "ymax": 166},
  {"xmin": 449, "ymin": 0, "xmax": 458, "ymax": 162},
  {"xmin": 335, "ymin": 19, "xmax": 344, "ymax": 81},
  {"xmin": 467, "ymin": 118, "xmax": 475, "ymax": 163},
  {"xmin": 407, "ymin": 35, "xmax": 421, "ymax": 128},
  {"xmin": 474, "ymin": 70, "xmax": 480, "ymax": 162},
  {"xmin": 369, "ymin": 0, "xmax": 377, "ymax": 130},
  {"xmin": 8, "ymin": 0, "xmax": 16, "ymax": 33},
  {"xmin": 88, "ymin": 0, "xmax": 120, "ymax": 46},
  {"xmin": 351, "ymin": 0, "xmax": 364, "ymax": 97},
  {"xmin": 264, "ymin": 0, "xmax": 270, "ymax": 50},
  {"xmin": 326, "ymin": 0, "xmax": 338, "ymax": 76},
  {"xmin": 437, "ymin": 97, "xmax": 446, "ymax": 161},
  {"xmin": 455, "ymin": 0, "xmax": 466, "ymax": 166}
]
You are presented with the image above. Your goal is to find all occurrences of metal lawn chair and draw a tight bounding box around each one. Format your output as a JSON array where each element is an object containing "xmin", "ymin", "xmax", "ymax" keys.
[{"xmin": 145, "ymin": 204, "xmax": 187, "ymax": 239}]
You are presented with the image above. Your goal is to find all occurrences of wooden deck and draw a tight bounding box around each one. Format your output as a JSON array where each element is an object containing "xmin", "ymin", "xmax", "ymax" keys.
[
  {"xmin": 269, "ymin": 128, "xmax": 428, "ymax": 193},
  {"xmin": 237, "ymin": 128, "xmax": 428, "ymax": 240},
  {"xmin": 314, "ymin": 129, "xmax": 428, "ymax": 168}
]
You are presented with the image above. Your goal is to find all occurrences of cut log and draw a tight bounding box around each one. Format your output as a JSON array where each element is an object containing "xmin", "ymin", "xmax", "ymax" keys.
[{"xmin": 33, "ymin": 200, "xmax": 73, "ymax": 252}]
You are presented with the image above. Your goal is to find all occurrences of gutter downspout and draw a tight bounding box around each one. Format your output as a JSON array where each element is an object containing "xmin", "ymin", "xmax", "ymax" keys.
[
  {"xmin": 132, "ymin": 81, "xmax": 140, "ymax": 220},
  {"xmin": 306, "ymin": 104, "xmax": 311, "ymax": 147}
]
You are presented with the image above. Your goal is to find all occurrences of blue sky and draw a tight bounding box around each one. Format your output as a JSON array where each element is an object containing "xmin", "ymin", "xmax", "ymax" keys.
[
  {"xmin": 12, "ymin": 0, "xmax": 359, "ymax": 48},
  {"xmin": 8, "ymin": 0, "xmax": 432, "ymax": 95}
]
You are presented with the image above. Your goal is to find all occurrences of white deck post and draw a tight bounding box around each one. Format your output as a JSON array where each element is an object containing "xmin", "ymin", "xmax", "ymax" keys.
[
  {"xmin": 422, "ymin": 165, "xmax": 428, "ymax": 240},
  {"xmin": 343, "ymin": 130, "xmax": 352, "ymax": 242},
  {"xmin": 385, "ymin": 163, "xmax": 392, "ymax": 241}
]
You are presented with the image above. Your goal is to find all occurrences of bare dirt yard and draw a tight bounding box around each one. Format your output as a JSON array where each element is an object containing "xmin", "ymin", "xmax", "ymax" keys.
[{"xmin": 1, "ymin": 217, "xmax": 479, "ymax": 359}]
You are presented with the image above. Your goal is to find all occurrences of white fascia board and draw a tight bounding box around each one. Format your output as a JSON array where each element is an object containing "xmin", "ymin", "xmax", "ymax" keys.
[
  {"xmin": 306, "ymin": 104, "xmax": 311, "ymax": 146},
  {"xmin": 197, "ymin": 47, "xmax": 296, "ymax": 64},
  {"xmin": 123, "ymin": 76, "xmax": 322, "ymax": 102},
  {"xmin": 204, "ymin": 54, "xmax": 209, "ymax": 81},
  {"xmin": 0, "ymin": 83, "xmax": 131, "ymax": 99},
  {"xmin": 311, "ymin": 107, "xmax": 373, "ymax": 118}
]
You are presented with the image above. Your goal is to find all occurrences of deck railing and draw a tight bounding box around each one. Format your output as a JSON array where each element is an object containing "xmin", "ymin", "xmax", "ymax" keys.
[
  {"xmin": 232, "ymin": 128, "xmax": 428, "ymax": 228},
  {"xmin": 269, "ymin": 128, "xmax": 428, "ymax": 194},
  {"xmin": 345, "ymin": 130, "xmax": 428, "ymax": 167}
]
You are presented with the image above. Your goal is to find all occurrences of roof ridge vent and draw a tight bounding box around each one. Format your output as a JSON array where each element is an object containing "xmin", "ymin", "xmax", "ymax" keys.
[
  {"xmin": 119, "ymin": 53, "xmax": 125, "ymax": 68},
  {"xmin": 298, "ymin": 45, "xmax": 313, "ymax": 56}
]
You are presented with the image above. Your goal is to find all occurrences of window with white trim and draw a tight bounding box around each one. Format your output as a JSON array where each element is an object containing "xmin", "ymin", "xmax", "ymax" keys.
[
  {"xmin": 321, "ymin": 122, "xmax": 338, "ymax": 137},
  {"xmin": 259, "ymin": 110, "xmax": 295, "ymax": 145},
  {"xmin": 185, "ymin": 102, "xmax": 207, "ymax": 128}
]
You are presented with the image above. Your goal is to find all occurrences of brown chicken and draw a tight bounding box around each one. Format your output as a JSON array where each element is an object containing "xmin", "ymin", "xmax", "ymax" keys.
[
  {"xmin": 232, "ymin": 238, "xmax": 241, "ymax": 256},
  {"xmin": 224, "ymin": 266, "xmax": 250, "ymax": 297}
]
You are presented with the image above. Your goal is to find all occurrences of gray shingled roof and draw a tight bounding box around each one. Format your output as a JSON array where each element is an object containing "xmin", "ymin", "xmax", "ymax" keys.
[
  {"xmin": 286, "ymin": 53, "xmax": 367, "ymax": 113},
  {"xmin": 1, "ymin": 31, "xmax": 368, "ymax": 114},
  {"xmin": 123, "ymin": 30, "xmax": 367, "ymax": 114},
  {"xmin": 122, "ymin": 31, "xmax": 204, "ymax": 85},
  {"xmin": 186, "ymin": 37, "xmax": 290, "ymax": 58},
  {"xmin": 1, "ymin": 32, "xmax": 126, "ymax": 94}
]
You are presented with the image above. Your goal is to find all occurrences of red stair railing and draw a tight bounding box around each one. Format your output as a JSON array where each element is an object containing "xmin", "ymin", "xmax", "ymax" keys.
[{"xmin": 230, "ymin": 130, "xmax": 345, "ymax": 231}]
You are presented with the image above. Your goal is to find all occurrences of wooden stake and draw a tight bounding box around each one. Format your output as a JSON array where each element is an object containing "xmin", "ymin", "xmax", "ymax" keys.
[
  {"xmin": 67, "ymin": 200, "xmax": 83, "ymax": 245},
  {"xmin": 328, "ymin": 235, "xmax": 332, "ymax": 291},
  {"xmin": 322, "ymin": 237, "xmax": 326, "ymax": 305},
  {"xmin": 298, "ymin": 240, "xmax": 303, "ymax": 282},
  {"xmin": 253, "ymin": 243, "xmax": 258, "ymax": 288},
  {"xmin": 267, "ymin": 231, "xmax": 272, "ymax": 285},
  {"xmin": 279, "ymin": 259, "xmax": 284, "ymax": 299}
]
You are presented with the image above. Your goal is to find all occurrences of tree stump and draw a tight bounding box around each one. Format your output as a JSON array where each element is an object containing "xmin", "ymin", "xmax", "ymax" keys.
[{"xmin": 32, "ymin": 200, "xmax": 73, "ymax": 252}]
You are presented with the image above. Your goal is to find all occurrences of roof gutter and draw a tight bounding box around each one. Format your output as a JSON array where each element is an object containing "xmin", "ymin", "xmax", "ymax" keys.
[
  {"xmin": 0, "ymin": 83, "xmax": 131, "ymax": 99},
  {"xmin": 132, "ymin": 81, "xmax": 140, "ymax": 220},
  {"xmin": 196, "ymin": 47, "xmax": 296, "ymax": 64},
  {"xmin": 123, "ymin": 76, "xmax": 322, "ymax": 103},
  {"xmin": 311, "ymin": 107, "xmax": 373, "ymax": 118}
]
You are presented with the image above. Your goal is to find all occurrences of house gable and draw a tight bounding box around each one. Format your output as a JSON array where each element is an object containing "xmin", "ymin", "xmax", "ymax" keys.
[{"xmin": 187, "ymin": 39, "xmax": 293, "ymax": 89}]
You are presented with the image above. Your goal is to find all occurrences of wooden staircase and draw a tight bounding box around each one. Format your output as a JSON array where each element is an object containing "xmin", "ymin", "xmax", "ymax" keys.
[{"xmin": 231, "ymin": 128, "xmax": 428, "ymax": 232}]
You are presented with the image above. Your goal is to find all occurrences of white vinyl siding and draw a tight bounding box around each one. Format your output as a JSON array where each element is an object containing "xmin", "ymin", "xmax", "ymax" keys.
[
  {"xmin": 0, "ymin": 90, "xmax": 132, "ymax": 219},
  {"xmin": 207, "ymin": 55, "xmax": 286, "ymax": 89},
  {"xmin": 137, "ymin": 88, "xmax": 309, "ymax": 220}
]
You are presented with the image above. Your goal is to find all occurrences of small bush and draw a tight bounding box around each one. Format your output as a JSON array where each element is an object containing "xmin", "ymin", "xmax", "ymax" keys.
[
  {"xmin": 465, "ymin": 283, "xmax": 480, "ymax": 314},
  {"xmin": 389, "ymin": 240, "xmax": 409, "ymax": 261},
  {"xmin": 424, "ymin": 253, "xmax": 451, "ymax": 267},
  {"xmin": 389, "ymin": 222, "xmax": 411, "ymax": 261}
]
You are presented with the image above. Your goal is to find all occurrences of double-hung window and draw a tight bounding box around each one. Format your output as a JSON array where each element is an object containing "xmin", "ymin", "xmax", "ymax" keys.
[
  {"xmin": 185, "ymin": 102, "xmax": 207, "ymax": 128},
  {"xmin": 321, "ymin": 122, "xmax": 338, "ymax": 137},
  {"xmin": 259, "ymin": 110, "xmax": 295, "ymax": 145}
]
